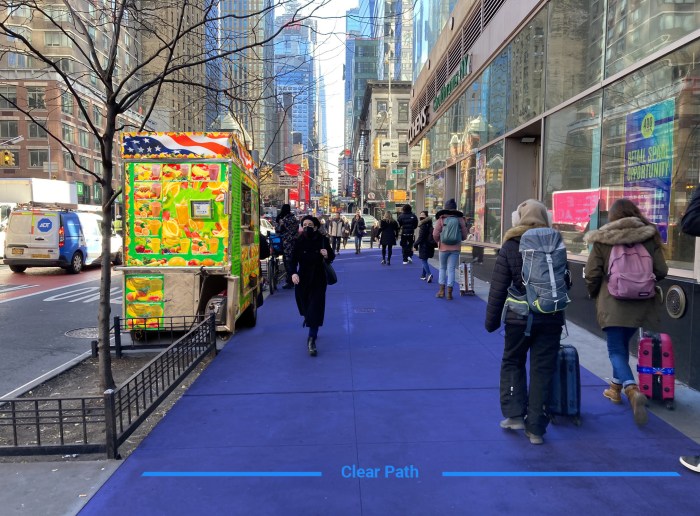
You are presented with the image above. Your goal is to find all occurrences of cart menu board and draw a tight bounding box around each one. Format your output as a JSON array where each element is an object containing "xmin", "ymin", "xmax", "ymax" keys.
[
  {"xmin": 124, "ymin": 162, "xmax": 229, "ymax": 267},
  {"xmin": 124, "ymin": 274, "xmax": 164, "ymax": 328}
]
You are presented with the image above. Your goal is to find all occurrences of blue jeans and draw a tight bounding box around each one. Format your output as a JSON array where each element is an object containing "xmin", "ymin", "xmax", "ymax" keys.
[
  {"xmin": 604, "ymin": 326, "xmax": 638, "ymax": 387},
  {"xmin": 438, "ymin": 250, "xmax": 460, "ymax": 287},
  {"xmin": 354, "ymin": 235, "xmax": 362, "ymax": 251},
  {"xmin": 421, "ymin": 258, "xmax": 431, "ymax": 277}
]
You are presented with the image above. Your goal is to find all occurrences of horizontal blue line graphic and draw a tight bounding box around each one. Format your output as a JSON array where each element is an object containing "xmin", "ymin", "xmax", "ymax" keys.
[
  {"xmin": 442, "ymin": 472, "xmax": 680, "ymax": 477},
  {"xmin": 142, "ymin": 471, "xmax": 323, "ymax": 478}
]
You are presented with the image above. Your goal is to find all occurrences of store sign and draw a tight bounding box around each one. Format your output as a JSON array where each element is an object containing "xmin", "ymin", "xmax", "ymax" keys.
[
  {"xmin": 433, "ymin": 54, "xmax": 472, "ymax": 112},
  {"xmin": 278, "ymin": 175, "xmax": 297, "ymax": 188},
  {"xmin": 408, "ymin": 106, "xmax": 429, "ymax": 143}
]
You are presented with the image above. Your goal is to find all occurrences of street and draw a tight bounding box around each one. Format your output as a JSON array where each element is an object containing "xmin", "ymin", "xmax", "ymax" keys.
[{"xmin": 0, "ymin": 264, "xmax": 122, "ymax": 398}]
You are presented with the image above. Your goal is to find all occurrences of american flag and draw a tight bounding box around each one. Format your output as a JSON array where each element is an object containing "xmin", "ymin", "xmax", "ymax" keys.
[{"xmin": 122, "ymin": 133, "xmax": 232, "ymax": 158}]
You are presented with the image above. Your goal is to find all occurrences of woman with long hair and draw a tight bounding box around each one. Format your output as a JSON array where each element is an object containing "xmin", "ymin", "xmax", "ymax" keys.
[
  {"xmin": 377, "ymin": 211, "xmax": 399, "ymax": 265},
  {"xmin": 584, "ymin": 198, "xmax": 668, "ymax": 426},
  {"xmin": 276, "ymin": 204, "xmax": 300, "ymax": 288}
]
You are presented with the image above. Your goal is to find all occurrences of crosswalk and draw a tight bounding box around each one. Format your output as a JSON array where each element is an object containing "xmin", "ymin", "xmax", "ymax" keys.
[{"xmin": 0, "ymin": 283, "xmax": 38, "ymax": 294}]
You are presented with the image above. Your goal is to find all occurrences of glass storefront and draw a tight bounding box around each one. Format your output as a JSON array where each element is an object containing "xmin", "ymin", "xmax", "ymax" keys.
[{"xmin": 412, "ymin": 0, "xmax": 699, "ymax": 272}]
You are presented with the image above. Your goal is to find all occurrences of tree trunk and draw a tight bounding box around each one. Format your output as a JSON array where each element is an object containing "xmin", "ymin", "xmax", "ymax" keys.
[{"xmin": 98, "ymin": 115, "xmax": 117, "ymax": 392}]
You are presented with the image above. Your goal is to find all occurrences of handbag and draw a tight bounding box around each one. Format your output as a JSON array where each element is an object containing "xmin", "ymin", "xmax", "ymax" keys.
[{"xmin": 324, "ymin": 261, "xmax": 338, "ymax": 285}]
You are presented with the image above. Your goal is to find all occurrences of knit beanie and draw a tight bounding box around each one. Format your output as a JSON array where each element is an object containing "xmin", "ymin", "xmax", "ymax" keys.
[
  {"xmin": 444, "ymin": 198, "xmax": 457, "ymax": 210},
  {"xmin": 513, "ymin": 199, "xmax": 550, "ymax": 227}
]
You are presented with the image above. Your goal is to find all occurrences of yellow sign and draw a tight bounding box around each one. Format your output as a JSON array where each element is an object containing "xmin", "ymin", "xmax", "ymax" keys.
[{"xmin": 393, "ymin": 190, "xmax": 407, "ymax": 202}]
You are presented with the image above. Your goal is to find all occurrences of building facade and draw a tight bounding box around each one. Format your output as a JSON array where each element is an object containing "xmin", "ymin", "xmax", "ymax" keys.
[{"xmin": 409, "ymin": 0, "xmax": 700, "ymax": 388}]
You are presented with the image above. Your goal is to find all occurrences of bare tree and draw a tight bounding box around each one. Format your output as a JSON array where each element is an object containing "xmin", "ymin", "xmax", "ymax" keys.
[{"xmin": 0, "ymin": 0, "xmax": 329, "ymax": 390}]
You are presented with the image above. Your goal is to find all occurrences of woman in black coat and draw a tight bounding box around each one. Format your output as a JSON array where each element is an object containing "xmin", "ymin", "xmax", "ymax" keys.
[
  {"xmin": 413, "ymin": 211, "xmax": 435, "ymax": 282},
  {"xmin": 290, "ymin": 216, "xmax": 335, "ymax": 356},
  {"xmin": 377, "ymin": 211, "xmax": 399, "ymax": 265}
]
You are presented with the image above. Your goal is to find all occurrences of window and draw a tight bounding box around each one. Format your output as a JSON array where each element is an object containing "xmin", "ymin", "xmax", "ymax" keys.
[
  {"xmin": 61, "ymin": 91, "xmax": 73, "ymax": 114},
  {"xmin": 63, "ymin": 151, "xmax": 74, "ymax": 171},
  {"xmin": 29, "ymin": 149, "xmax": 48, "ymax": 167},
  {"xmin": 398, "ymin": 101, "xmax": 409, "ymax": 122},
  {"xmin": 79, "ymin": 129, "xmax": 90, "ymax": 148},
  {"xmin": 57, "ymin": 58, "xmax": 74, "ymax": 73},
  {"xmin": 62, "ymin": 123, "xmax": 74, "ymax": 143},
  {"xmin": 6, "ymin": 25, "xmax": 31, "ymax": 43},
  {"xmin": 0, "ymin": 120, "xmax": 19, "ymax": 138},
  {"xmin": 0, "ymin": 85, "xmax": 17, "ymax": 108},
  {"xmin": 398, "ymin": 131, "xmax": 408, "ymax": 155},
  {"xmin": 376, "ymin": 100, "xmax": 388, "ymax": 114},
  {"xmin": 93, "ymin": 183, "xmax": 102, "ymax": 202},
  {"xmin": 44, "ymin": 32, "xmax": 72, "ymax": 47},
  {"xmin": 27, "ymin": 86, "xmax": 45, "ymax": 108},
  {"xmin": 7, "ymin": 4, "xmax": 30, "ymax": 17},
  {"xmin": 79, "ymin": 155, "xmax": 90, "ymax": 171},
  {"xmin": 28, "ymin": 122, "xmax": 47, "ymax": 138},
  {"xmin": 7, "ymin": 52, "xmax": 32, "ymax": 68},
  {"xmin": 93, "ymin": 106, "xmax": 103, "ymax": 127},
  {"xmin": 94, "ymin": 159, "xmax": 102, "ymax": 177}
]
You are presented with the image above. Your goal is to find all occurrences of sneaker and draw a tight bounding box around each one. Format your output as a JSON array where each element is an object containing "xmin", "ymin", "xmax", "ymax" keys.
[
  {"xmin": 680, "ymin": 455, "xmax": 700, "ymax": 472},
  {"xmin": 408, "ymin": 257, "xmax": 413, "ymax": 263},
  {"xmin": 381, "ymin": 260, "xmax": 386, "ymax": 265},
  {"xmin": 420, "ymin": 275, "xmax": 426, "ymax": 280},
  {"xmin": 525, "ymin": 431, "xmax": 544, "ymax": 445},
  {"xmin": 426, "ymin": 274, "xmax": 433, "ymax": 283},
  {"xmin": 499, "ymin": 417, "xmax": 525, "ymax": 430},
  {"xmin": 403, "ymin": 260, "xmax": 408, "ymax": 265}
]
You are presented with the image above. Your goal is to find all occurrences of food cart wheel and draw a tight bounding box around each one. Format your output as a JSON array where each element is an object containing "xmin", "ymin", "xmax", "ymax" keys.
[
  {"xmin": 238, "ymin": 297, "xmax": 258, "ymax": 328},
  {"xmin": 130, "ymin": 329, "xmax": 146, "ymax": 342}
]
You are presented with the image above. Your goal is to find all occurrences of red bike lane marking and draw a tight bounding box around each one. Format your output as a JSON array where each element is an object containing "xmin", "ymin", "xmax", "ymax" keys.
[{"xmin": 0, "ymin": 268, "xmax": 104, "ymax": 303}]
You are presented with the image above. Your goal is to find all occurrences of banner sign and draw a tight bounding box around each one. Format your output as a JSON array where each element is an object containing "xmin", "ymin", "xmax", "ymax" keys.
[{"xmin": 624, "ymin": 99, "xmax": 675, "ymax": 242}]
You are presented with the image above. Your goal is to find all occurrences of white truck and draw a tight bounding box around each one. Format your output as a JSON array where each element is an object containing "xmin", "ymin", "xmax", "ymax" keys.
[{"xmin": 0, "ymin": 178, "xmax": 78, "ymax": 258}]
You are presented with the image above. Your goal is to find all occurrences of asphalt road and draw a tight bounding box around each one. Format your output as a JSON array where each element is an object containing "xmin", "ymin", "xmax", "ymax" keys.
[{"xmin": 0, "ymin": 264, "xmax": 122, "ymax": 398}]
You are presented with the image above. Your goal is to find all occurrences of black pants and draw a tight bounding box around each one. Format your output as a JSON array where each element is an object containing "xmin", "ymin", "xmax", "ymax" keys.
[
  {"xmin": 400, "ymin": 234, "xmax": 415, "ymax": 261},
  {"xmin": 331, "ymin": 236, "xmax": 341, "ymax": 253},
  {"xmin": 381, "ymin": 244, "xmax": 393, "ymax": 262},
  {"xmin": 500, "ymin": 324, "xmax": 561, "ymax": 436}
]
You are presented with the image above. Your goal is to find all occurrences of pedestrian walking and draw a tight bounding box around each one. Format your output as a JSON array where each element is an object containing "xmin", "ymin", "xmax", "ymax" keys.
[
  {"xmin": 413, "ymin": 210, "xmax": 435, "ymax": 282},
  {"xmin": 397, "ymin": 204, "xmax": 419, "ymax": 264},
  {"xmin": 350, "ymin": 211, "xmax": 366, "ymax": 254},
  {"xmin": 290, "ymin": 215, "xmax": 335, "ymax": 357},
  {"xmin": 275, "ymin": 203, "xmax": 300, "ymax": 289},
  {"xmin": 679, "ymin": 186, "xmax": 700, "ymax": 471},
  {"xmin": 370, "ymin": 221, "xmax": 380, "ymax": 249},
  {"xmin": 485, "ymin": 199, "xmax": 567, "ymax": 445},
  {"xmin": 327, "ymin": 211, "xmax": 344, "ymax": 254},
  {"xmin": 378, "ymin": 211, "xmax": 399, "ymax": 265},
  {"xmin": 584, "ymin": 198, "xmax": 668, "ymax": 427},
  {"xmin": 432, "ymin": 199, "xmax": 468, "ymax": 300},
  {"xmin": 342, "ymin": 218, "xmax": 350, "ymax": 249}
]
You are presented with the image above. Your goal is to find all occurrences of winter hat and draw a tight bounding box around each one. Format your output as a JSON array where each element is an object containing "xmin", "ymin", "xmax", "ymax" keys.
[
  {"xmin": 512, "ymin": 199, "xmax": 550, "ymax": 228},
  {"xmin": 435, "ymin": 198, "xmax": 463, "ymax": 219},
  {"xmin": 301, "ymin": 215, "xmax": 321, "ymax": 228}
]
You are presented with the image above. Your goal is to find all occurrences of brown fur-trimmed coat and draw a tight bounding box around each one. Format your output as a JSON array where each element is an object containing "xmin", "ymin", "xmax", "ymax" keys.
[{"xmin": 584, "ymin": 217, "xmax": 668, "ymax": 330}]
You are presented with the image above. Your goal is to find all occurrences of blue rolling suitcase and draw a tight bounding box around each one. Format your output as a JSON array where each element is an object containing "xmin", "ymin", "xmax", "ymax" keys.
[{"xmin": 548, "ymin": 344, "xmax": 582, "ymax": 426}]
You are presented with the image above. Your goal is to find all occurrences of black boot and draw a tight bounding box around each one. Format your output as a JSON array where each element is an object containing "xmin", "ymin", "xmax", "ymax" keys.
[{"xmin": 307, "ymin": 336, "xmax": 317, "ymax": 357}]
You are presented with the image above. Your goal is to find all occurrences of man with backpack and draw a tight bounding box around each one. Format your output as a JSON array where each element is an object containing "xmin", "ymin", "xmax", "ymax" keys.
[
  {"xmin": 432, "ymin": 199, "xmax": 468, "ymax": 300},
  {"xmin": 584, "ymin": 198, "xmax": 667, "ymax": 427},
  {"xmin": 397, "ymin": 204, "xmax": 419, "ymax": 264},
  {"xmin": 485, "ymin": 199, "xmax": 569, "ymax": 445}
]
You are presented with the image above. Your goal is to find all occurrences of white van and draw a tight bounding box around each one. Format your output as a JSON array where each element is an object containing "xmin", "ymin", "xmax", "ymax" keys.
[{"xmin": 3, "ymin": 208, "xmax": 122, "ymax": 273}]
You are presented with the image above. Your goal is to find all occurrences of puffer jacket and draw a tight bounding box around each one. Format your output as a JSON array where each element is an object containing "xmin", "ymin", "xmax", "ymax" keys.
[
  {"xmin": 397, "ymin": 212, "xmax": 418, "ymax": 238},
  {"xmin": 484, "ymin": 224, "xmax": 566, "ymax": 333},
  {"xmin": 414, "ymin": 216, "xmax": 435, "ymax": 260},
  {"xmin": 584, "ymin": 217, "xmax": 668, "ymax": 330},
  {"xmin": 433, "ymin": 215, "xmax": 468, "ymax": 252}
]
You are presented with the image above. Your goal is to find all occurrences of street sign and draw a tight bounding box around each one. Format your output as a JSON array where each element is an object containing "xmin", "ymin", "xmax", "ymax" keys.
[
  {"xmin": 278, "ymin": 175, "xmax": 298, "ymax": 188},
  {"xmin": 380, "ymin": 139, "xmax": 399, "ymax": 164},
  {"xmin": 391, "ymin": 169, "xmax": 404, "ymax": 175}
]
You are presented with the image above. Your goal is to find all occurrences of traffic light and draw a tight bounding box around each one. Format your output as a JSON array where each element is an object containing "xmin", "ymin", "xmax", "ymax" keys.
[{"xmin": 1, "ymin": 150, "xmax": 16, "ymax": 167}]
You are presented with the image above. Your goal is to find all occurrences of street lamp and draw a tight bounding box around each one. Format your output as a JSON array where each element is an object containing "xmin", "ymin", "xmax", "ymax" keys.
[{"xmin": 0, "ymin": 135, "xmax": 24, "ymax": 146}]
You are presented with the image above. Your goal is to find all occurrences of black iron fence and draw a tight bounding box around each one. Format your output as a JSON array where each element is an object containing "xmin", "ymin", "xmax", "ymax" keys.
[{"xmin": 0, "ymin": 315, "xmax": 216, "ymax": 458}]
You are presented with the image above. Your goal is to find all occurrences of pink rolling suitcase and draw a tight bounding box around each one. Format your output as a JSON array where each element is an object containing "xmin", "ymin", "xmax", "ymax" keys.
[{"xmin": 637, "ymin": 331, "xmax": 675, "ymax": 410}]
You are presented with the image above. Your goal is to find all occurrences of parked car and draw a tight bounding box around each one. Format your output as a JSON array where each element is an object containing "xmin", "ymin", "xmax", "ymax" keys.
[
  {"xmin": 3, "ymin": 208, "xmax": 122, "ymax": 274},
  {"xmin": 260, "ymin": 217, "xmax": 275, "ymax": 237}
]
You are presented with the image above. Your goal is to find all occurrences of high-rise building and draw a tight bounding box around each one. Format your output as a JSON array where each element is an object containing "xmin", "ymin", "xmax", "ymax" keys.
[
  {"xmin": 274, "ymin": 2, "xmax": 317, "ymax": 153},
  {"xmin": 212, "ymin": 0, "xmax": 272, "ymax": 154},
  {"xmin": 0, "ymin": 1, "xmax": 148, "ymax": 203}
]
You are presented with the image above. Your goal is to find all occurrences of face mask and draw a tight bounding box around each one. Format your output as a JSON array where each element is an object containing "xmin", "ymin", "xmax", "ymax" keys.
[{"xmin": 304, "ymin": 226, "xmax": 314, "ymax": 236}]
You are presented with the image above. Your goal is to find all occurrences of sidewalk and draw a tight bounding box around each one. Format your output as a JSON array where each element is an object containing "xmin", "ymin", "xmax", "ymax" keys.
[{"xmin": 3, "ymin": 247, "xmax": 699, "ymax": 515}]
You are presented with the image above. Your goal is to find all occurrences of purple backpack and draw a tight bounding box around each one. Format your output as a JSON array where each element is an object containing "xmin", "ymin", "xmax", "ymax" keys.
[{"xmin": 607, "ymin": 243, "xmax": 655, "ymax": 300}]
